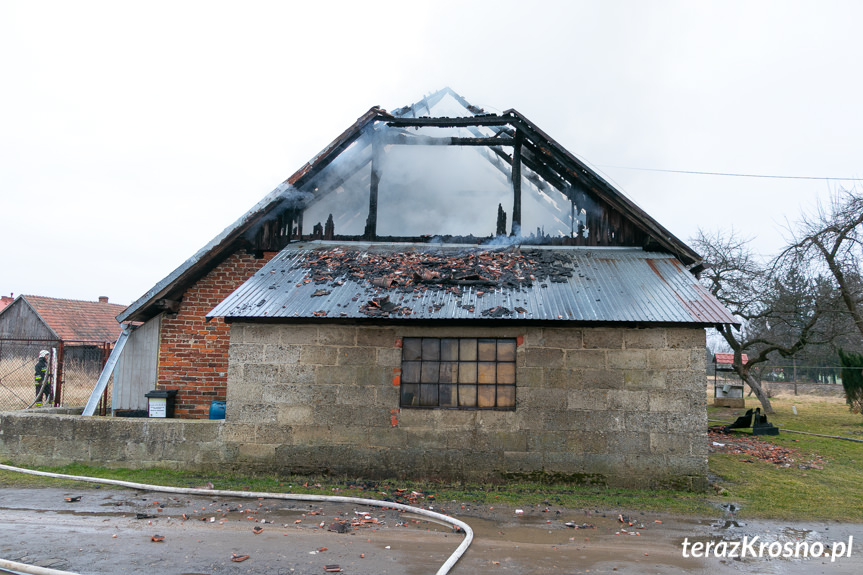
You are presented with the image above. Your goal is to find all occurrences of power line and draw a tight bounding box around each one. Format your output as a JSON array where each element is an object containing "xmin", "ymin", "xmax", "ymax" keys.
[{"xmin": 598, "ymin": 165, "xmax": 863, "ymax": 181}]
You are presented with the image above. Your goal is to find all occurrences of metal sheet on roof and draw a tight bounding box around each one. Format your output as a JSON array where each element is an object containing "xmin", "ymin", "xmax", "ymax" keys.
[{"xmin": 207, "ymin": 242, "xmax": 737, "ymax": 326}]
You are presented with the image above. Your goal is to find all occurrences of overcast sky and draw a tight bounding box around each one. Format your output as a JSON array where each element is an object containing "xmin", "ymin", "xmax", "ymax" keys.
[{"xmin": 2, "ymin": 0, "xmax": 861, "ymax": 306}]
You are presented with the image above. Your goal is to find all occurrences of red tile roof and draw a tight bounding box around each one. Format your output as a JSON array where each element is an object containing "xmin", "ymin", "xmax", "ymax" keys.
[
  {"xmin": 24, "ymin": 295, "xmax": 126, "ymax": 342},
  {"xmin": 714, "ymin": 352, "xmax": 748, "ymax": 365},
  {"xmin": 0, "ymin": 296, "xmax": 12, "ymax": 313}
]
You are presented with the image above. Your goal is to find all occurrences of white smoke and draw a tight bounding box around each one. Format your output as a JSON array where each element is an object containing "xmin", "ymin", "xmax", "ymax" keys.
[
  {"xmin": 242, "ymin": 183, "xmax": 314, "ymax": 242},
  {"xmin": 298, "ymin": 122, "xmax": 584, "ymax": 241}
]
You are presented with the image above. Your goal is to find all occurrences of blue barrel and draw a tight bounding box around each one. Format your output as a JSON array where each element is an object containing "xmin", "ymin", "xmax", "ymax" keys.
[{"xmin": 209, "ymin": 400, "xmax": 226, "ymax": 420}]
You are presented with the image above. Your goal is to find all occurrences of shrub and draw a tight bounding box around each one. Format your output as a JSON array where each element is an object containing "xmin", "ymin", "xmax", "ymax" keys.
[{"xmin": 837, "ymin": 349, "xmax": 863, "ymax": 416}]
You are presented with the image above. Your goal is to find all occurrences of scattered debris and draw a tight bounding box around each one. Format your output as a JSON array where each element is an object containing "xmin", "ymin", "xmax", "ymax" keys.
[
  {"xmin": 231, "ymin": 554, "xmax": 250, "ymax": 562},
  {"xmin": 565, "ymin": 522, "xmax": 596, "ymax": 529},
  {"xmin": 708, "ymin": 428, "xmax": 828, "ymax": 468},
  {"xmin": 150, "ymin": 535, "xmax": 164, "ymax": 542},
  {"xmin": 327, "ymin": 522, "xmax": 349, "ymax": 533},
  {"xmin": 482, "ymin": 306, "xmax": 513, "ymax": 318},
  {"xmin": 360, "ymin": 295, "xmax": 409, "ymax": 317},
  {"xmin": 64, "ymin": 496, "xmax": 82, "ymax": 502}
]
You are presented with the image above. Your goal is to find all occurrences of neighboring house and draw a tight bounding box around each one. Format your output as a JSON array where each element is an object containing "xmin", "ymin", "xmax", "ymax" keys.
[
  {"xmin": 0, "ymin": 294, "xmax": 125, "ymax": 346},
  {"xmin": 118, "ymin": 88, "xmax": 736, "ymax": 487},
  {"xmin": 0, "ymin": 295, "xmax": 126, "ymax": 406}
]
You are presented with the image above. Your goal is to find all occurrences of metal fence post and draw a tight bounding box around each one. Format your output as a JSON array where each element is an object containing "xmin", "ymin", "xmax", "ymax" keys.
[{"xmin": 55, "ymin": 341, "xmax": 64, "ymax": 407}]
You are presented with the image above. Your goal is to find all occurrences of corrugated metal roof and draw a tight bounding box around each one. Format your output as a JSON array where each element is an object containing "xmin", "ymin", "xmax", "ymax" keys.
[{"xmin": 207, "ymin": 242, "xmax": 737, "ymax": 326}]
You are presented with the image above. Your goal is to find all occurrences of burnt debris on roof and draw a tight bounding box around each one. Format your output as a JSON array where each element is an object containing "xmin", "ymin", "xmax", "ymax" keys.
[
  {"xmin": 300, "ymin": 246, "xmax": 572, "ymax": 292},
  {"xmin": 293, "ymin": 246, "xmax": 573, "ymax": 318},
  {"xmin": 207, "ymin": 243, "xmax": 738, "ymax": 325}
]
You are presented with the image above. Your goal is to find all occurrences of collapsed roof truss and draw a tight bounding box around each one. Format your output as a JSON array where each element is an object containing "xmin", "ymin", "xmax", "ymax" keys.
[
  {"xmin": 120, "ymin": 88, "xmax": 703, "ymax": 323},
  {"xmin": 259, "ymin": 88, "xmax": 697, "ymax": 266}
]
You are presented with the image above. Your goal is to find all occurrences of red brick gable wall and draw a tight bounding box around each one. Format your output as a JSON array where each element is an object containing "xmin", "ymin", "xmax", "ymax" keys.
[{"xmin": 157, "ymin": 251, "xmax": 276, "ymax": 418}]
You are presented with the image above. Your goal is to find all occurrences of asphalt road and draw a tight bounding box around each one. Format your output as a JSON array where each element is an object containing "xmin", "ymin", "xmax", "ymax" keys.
[{"xmin": 1, "ymin": 486, "xmax": 861, "ymax": 574}]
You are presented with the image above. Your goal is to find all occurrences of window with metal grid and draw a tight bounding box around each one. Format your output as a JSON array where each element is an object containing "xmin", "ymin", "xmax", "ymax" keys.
[{"xmin": 399, "ymin": 337, "xmax": 516, "ymax": 410}]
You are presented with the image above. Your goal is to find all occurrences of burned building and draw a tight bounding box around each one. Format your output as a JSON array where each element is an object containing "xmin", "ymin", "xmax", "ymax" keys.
[{"xmin": 117, "ymin": 88, "xmax": 735, "ymax": 487}]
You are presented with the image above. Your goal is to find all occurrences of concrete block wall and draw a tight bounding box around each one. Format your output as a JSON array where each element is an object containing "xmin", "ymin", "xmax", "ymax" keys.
[
  {"xmin": 224, "ymin": 324, "xmax": 708, "ymax": 489},
  {"xmin": 0, "ymin": 411, "xmax": 224, "ymax": 470},
  {"xmin": 157, "ymin": 251, "xmax": 276, "ymax": 418}
]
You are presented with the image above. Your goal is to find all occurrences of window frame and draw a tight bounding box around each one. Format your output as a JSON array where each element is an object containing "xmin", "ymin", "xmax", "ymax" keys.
[{"xmin": 399, "ymin": 336, "xmax": 517, "ymax": 411}]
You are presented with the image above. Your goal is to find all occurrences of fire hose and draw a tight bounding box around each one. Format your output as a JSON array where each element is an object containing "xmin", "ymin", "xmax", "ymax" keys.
[
  {"xmin": 26, "ymin": 378, "xmax": 52, "ymax": 410},
  {"xmin": 0, "ymin": 463, "xmax": 473, "ymax": 575}
]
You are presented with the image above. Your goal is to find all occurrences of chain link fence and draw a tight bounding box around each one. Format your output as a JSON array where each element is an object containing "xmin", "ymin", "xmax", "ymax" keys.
[{"xmin": 0, "ymin": 338, "xmax": 112, "ymax": 412}]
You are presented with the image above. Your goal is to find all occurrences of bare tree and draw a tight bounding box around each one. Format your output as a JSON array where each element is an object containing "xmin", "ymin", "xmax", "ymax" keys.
[
  {"xmin": 694, "ymin": 229, "xmax": 829, "ymax": 413},
  {"xmin": 783, "ymin": 189, "xmax": 863, "ymax": 342}
]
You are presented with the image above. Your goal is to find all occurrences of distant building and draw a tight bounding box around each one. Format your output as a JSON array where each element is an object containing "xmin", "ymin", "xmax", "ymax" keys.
[
  {"xmin": 0, "ymin": 294, "xmax": 126, "ymax": 407},
  {"xmin": 713, "ymin": 352, "xmax": 749, "ymax": 371},
  {"xmin": 0, "ymin": 295, "xmax": 125, "ymax": 344},
  {"xmin": 712, "ymin": 352, "xmax": 749, "ymax": 407}
]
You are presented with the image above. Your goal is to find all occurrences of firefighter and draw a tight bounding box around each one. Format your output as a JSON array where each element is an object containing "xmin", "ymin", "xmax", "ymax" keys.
[{"xmin": 34, "ymin": 349, "xmax": 53, "ymax": 406}]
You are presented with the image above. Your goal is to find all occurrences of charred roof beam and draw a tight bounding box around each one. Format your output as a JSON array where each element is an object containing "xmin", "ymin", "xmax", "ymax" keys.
[
  {"xmin": 363, "ymin": 142, "xmax": 383, "ymax": 241},
  {"xmin": 381, "ymin": 131, "xmax": 517, "ymax": 147},
  {"xmin": 505, "ymin": 112, "xmax": 700, "ymax": 264},
  {"xmin": 511, "ymin": 130, "xmax": 524, "ymax": 234},
  {"xmin": 384, "ymin": 115, "xmax": 514, "ymax": 128},
  {"xmin": 289, "ymin": 109, "xmax": 390, "ymax": 190},
  {"xmin": 298, "ymin": 135, "xmax": 375, "ymax": 211}
]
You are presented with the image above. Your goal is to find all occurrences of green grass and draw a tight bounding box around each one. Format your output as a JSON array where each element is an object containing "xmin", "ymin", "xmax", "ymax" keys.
[
  {"xmin": 2, "ymin": 396, "xmax": 861, "ymax": 522},
  {"xmin": 708, "ymin": 396, "xmax": 863, "ymax": 521},
  {"xmin": 0, "ymin": 462, "xmax": 715, "ymax": 516}
]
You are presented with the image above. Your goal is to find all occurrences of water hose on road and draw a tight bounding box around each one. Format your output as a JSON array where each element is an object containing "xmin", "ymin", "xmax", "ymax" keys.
[
  {"xmin": 0, "ymin": 557, "xmax": 80, "ymax": 575},
  {"xmin": 0, "ymin": 463, "xmax": 473, "ymax": 575}
]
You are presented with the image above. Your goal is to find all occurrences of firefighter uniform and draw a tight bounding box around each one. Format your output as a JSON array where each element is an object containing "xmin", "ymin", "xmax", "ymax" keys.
[{"xmin": 34, "ymin": 351, "xmax": 52, "ymax": 405}]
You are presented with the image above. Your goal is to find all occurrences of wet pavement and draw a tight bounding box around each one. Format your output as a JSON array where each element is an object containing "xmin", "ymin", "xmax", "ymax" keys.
[{"xmin": 0, "ymin": 486, "xmax": 860, "ymax": 574}]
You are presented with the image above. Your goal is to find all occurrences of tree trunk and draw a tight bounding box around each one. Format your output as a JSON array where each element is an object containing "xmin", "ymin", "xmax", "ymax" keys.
[{"xmin": 738, "ymin": 368, "xmax": 774, "ymax": 414}]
